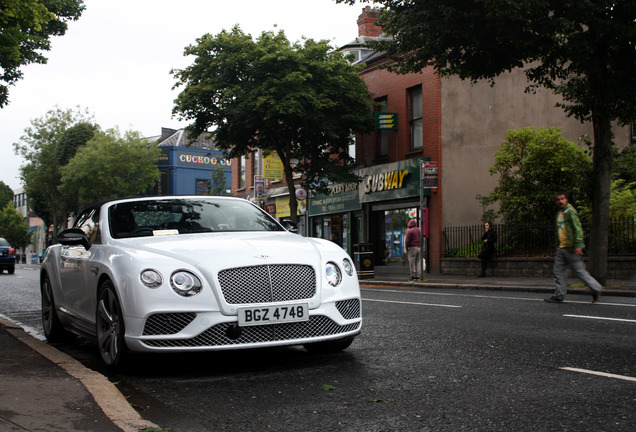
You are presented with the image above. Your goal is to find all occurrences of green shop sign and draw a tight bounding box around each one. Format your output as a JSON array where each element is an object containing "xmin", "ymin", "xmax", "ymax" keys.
[
  {"xmin": 308, "ymin": 159, "xmax": 430, "ymax": 215},
  {"xmin": 308, "ymin": 182, "xmax": 361, "ymax": 216},
  {"xmin": 359, "ymin": 158, "xmax": 430, "ymax": 203}
]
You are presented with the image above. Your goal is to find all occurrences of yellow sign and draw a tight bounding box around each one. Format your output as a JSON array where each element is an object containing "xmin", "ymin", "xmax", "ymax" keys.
[
  {"xmin": 263, "ymin": 153, "xmax": 284, "ymax": 179},
  {"xmin": 275, "ymin": 196, "xmax": 307, "ymax": 218}
]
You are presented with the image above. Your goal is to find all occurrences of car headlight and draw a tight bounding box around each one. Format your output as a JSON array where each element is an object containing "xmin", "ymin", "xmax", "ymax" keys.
[
  {"xmin": 342, "ymin": 258, "xmax": 354, "ymax": 276},
  {"xmin": 170, "ymin": 271, "xmax": 203, "ymax": 297},
  {"xmin": 325, "ymin": 262, "xmax": 342, "ymax": 287},
  {"xmin": 140, "ymin": 269, "xmax": 162, "ymax": 288}
]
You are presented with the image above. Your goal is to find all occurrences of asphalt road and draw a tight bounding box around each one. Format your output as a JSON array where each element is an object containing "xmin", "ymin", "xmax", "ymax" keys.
[{"xmin": 1, "ymin": 266, "xmax": 635, "ymax": 431}]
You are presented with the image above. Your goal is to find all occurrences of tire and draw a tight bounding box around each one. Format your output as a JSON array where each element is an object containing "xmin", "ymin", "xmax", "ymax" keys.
[
  {"xmin": 8, "ymin": 266, "xmax": 15, "ymax": 275},
  {"xmin": 303, "ymin": 336, "xmax": 355, "ymax": 354},
  {"xmin": 96, "ymin": 280, "xmax": 127, "ymax": 368},
  {"xmin": 41, "ymin": 274, "xmax": 69, "ymax": 342}
]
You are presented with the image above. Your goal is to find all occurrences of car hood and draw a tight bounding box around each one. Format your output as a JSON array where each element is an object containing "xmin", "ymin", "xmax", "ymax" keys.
[{"xmin": 113, "ymin": 231, "xmax": 330, "ymax": 270}]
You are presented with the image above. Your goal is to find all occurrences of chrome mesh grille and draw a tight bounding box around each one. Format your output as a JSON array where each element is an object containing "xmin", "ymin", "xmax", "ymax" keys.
[
  {"xmin": 217, "ymin": 264, "xmax": 316, "ymax": 304},
  {"xmin": 336, "ymin": 299, "xmax": 361, "ymax": 320},
  {"xmin": 143, "ymin": 313, "xmax": 196, "ymax": 335},
  {"xmin": 141, "ymin": 316, "xmax": 360, "ymax": 348}
]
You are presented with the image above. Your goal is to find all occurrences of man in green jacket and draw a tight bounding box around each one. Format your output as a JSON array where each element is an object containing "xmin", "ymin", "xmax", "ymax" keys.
[{"xmin": 545, "ymin": 192, "xmax": 602, "ymax": 303}]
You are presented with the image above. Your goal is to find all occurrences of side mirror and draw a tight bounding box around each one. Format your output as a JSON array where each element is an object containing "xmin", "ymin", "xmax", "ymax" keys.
[
  {"xmin": 281, "ymin": 219, "xmax": 299, "ymax": 234},
  {"xmin": 58, "ymin": 228, "xmax": 91, "ymax": 250}
]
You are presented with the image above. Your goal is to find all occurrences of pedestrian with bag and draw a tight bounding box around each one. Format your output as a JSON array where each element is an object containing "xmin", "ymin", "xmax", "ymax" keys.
[
  {"xmin": 545, "ymin": 191, "xmax": 602, "ymax": 303},
  {"xmin": 478, "ymin": 222, "xmax": 497, "ymax": 277}
]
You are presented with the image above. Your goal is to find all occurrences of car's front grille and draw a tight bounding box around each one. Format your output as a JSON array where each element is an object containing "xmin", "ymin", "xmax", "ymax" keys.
[
  {"xmin": 143, "ymin": 312, "xmax": 196, "ymax": 335},
  {"xmin": 217, "ymin": 264, "xmax": 316, "ymax": 304},
  {"xmin": 336, "ymin": 299, "xmax": 361, "ymax": 320},
  {"xmin": 141, "ymin": 315, "xmax": 360, "ymax": 348}
]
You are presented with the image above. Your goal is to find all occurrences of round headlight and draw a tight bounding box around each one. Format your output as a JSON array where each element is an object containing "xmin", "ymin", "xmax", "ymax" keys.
[
  {"xmin": 325, "ymin": 262, "xmax": 342, "ymax": 287},
  {"xmin": 140, "ymin": 269, "xmax": 162, "ymax": 288},
  {"xmin": 342, "ymin": 258, "xmax": 354, "ymax": 276},
  {"xmin": 170, "ymin": 271, "xmax": 203, "ymax": 297}
]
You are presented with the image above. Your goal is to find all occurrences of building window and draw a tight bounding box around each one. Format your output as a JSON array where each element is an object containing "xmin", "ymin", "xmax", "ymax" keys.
[
  {"xmin": 239, "ymin": 156, "xmax": 246, "ymax": 189},
  {"xmin": 376, "ymin": 96, "xmax": 389, "ymax": 157},
  {"xmin": 196, "ymin": 179, "xmax": 210, "ymax": 195},
  {"xmin": 348, "ymin": 134, "xmax": 356, "ymax": 162},
  {"xmin": 409, "ymin": 85, "xmax": 423, "ymax": 150}
]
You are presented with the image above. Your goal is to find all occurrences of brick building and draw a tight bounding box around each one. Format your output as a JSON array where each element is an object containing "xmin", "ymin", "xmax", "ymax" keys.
[
  {"xmin": 333, "ymin": 7, "xmax": 632, "ymax": 275},
  {"xmin": 231, "ymin": 7, "xmax": 631, "ymax": 276}
]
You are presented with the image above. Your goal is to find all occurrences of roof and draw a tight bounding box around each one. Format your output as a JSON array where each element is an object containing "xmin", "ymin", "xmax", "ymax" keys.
[{"xmin": 155, "ymin": 128, "xmax": 218, "ymax": 150}]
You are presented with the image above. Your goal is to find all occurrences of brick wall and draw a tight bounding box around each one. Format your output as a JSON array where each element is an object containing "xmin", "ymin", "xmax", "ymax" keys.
[{"xmin": 442, "ymin": 257, "xmax": 636, "ymax": 280}]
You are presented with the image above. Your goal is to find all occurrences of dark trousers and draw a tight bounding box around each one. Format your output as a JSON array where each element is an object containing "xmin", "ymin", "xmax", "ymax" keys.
[{"xmin": 479, "ymin": 251, "xmax": 493, "ymax": 275}]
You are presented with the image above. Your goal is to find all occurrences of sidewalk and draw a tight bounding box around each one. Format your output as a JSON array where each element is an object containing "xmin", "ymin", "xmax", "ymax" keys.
[
  {"xmin": 361, "ymin": 273, "xmax": 636, "ymax": 298},
  {"xmin": 0, "ymin": 316, "xmax": 158, "ymax": 432},
  {"xmin": 1, "ymin": 273, "xmax": 634, "ymax": 432}
]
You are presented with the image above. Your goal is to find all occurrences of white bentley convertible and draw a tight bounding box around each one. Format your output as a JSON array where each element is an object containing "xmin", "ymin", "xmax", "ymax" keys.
[{"xmin": 40, "ymin": 196, "xmax": 362, "ymax": 367}]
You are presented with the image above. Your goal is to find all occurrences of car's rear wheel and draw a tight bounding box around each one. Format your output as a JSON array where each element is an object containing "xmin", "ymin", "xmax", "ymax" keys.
[
  {"xmin": 303, "ymin": 336, "xmax": 355, "ymax": 354},
  {"xmin": 8, "ymin": 266, "xmax": 15, "ymax": 274},
  {"xmin": 96, "ymin": 280, "xmax": 127, "ymax": 368},
  {"xmin": 41, "ymin": 274, "xmax": 68, "ymax": 342}
]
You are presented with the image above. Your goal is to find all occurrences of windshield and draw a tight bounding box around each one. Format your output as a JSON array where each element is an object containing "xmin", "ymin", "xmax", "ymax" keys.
[{"xmin": 108, "ymin": 198, "xmax": 284, "ymax": 239}]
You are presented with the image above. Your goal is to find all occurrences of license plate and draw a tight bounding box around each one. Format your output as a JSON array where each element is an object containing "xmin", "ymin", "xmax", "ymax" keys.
[{"xmin": 238, "ymin": 304, "xmax": 309, "ymax": 327}]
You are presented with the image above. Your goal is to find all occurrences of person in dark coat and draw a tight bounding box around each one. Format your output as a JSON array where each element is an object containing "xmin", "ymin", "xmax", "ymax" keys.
[{"xmin": 478, "ymin": 222, "xmax": 497, "ymax": 277}]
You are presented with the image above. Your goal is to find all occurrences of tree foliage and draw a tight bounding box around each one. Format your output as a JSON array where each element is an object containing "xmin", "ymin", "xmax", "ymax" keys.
[
  {"xmin": 59, "ymin": 128, "xmax": 161, "ymax": 208},
  {"xmin": 0, "ymin": 203, "xmax": 30, "ymax": 250},
  {"xmin": 479, "ymin": 127, "xmax": 592, "ymax": 226},
  {"xmin": 337, "ymin": 0, "xmax": 636, "ymax": 282},
  {"xmin": 172, "ymin": 26, "xmax": 375, "ymax": 222},
  {"xmin": 14, "ymin": 106, "xmax": 95, "ymax": 242},
  {"xmin": 0, "ymin": 181, "xmax": 13, "ymax": 210},
  {"xmin": 0, "ymin": 0, "xmax": 85, "ymax": 107}
]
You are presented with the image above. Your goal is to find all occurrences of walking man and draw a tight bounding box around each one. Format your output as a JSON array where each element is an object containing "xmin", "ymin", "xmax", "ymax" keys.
[{"xmin": 545, "ymin": 192, "xmax": 602, "ymax": 303}]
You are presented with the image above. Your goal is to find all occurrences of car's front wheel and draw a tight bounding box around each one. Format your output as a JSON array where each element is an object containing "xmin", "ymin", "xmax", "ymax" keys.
[
  {"xmin": 96, "ymin": 280, "xmax": 127, "ymax": 368},
  {"xmin": 303, "ymin": 336, "xmax": 355, "ymax": 354},
  {"xmin": 41, "ymin": 274, "xmax": 69, "ymax": 342}
]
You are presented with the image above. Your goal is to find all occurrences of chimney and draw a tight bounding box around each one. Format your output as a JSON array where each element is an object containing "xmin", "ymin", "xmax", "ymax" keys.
[{"xmin": 357, "ymin": 6, "xmax": 383, "ymax": 37}]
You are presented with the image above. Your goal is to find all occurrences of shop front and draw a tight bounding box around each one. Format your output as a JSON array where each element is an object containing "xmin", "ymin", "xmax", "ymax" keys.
[
  {"xmin": 307, "ymin": 158, "xmax": 430, "ymax": 269},
  {"xmin": 308, "ymin": 181, "xmax": 362, "ymax": 256},
  {"xmin": 360, "ymin": 159, "xmax": 430, "ymax": 271}
]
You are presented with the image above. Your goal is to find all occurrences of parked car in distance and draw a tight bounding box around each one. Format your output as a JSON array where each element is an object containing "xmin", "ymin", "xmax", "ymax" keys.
[
  {"xmin": 40, "ymin": 196, "xmax": 362, "ymax": 368},
  {"xmin": 0, "ymin": 238, "xmax": 16, "ymax": 274}
]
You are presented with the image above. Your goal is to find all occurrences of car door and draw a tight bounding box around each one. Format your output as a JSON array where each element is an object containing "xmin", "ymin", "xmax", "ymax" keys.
[{"xmin": 58, "ymin": 209, "xmax": 101, "ymax": 324}]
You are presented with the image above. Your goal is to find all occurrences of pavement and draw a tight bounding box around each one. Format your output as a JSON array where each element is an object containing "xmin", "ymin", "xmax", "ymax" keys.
[{"xmin": 1, "ymin": 270, "xmax": 634, "ymax": 432}]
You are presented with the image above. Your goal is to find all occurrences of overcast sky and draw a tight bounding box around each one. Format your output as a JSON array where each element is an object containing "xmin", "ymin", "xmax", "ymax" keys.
[{"xmin": 1, "ymin": 0, "xmax": 365, "ymax": 190}]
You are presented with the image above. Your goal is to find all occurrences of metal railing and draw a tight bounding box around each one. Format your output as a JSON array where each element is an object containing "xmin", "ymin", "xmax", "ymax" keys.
[{"xmin": 443, "ymin": 217, "xmax": 636, "ymax": 258}]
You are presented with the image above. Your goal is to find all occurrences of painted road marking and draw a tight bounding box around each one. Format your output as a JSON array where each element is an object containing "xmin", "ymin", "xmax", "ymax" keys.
[
  {"xmin": 563, "ymin": 314, "xmax": 636, "ymax": 323},
  {"xmin": 362, "ymin": 288, "xmax": 636, "ymax": 307},
  {"xmin": 362, "ymin": 298, "xmax": 461, "ymax": 309},
  {"xmin": 561, "ymin": 367, "xmax": 636, "ymax": 383}
]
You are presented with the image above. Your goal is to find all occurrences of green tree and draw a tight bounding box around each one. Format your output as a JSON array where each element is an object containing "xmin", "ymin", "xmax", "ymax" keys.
[
  {"xmin": 0, "ymin": 181, "xmax": 13, "ymax": 210},
  {"xmin": 0, "ymin": 0, "xmax": 85, "ymax": 107},
  {"xmin": 613, "ymin": 145, "xmax": 636, "ymax": 183},
  {"xmin": 208, "ymin": 165, "xmax": 229, "ymax": 196},
  {"xmin": 14, "ymin": 106, "xmax": 94, "ymax": 243},
  {"xmin": 609, "ymin": 180, "xmax": 636, "ymax": 218},
  {"xmin": 59, "ymin": 128, "xmax": 161, "ymax": 208},
  {"xmin": 172, "ymin": 26, "xmax": 375, "ymax": 223},
  {"xmin": 479, "ymin": 127, "xmax": 592, "ymax": 226},
  {"xmin": 337, "ymin": 1, "xmax": 636, "ymax": 283},
  {"xmin": 0, "ymin": 203, "xmax": 30, "ymax": 250}
]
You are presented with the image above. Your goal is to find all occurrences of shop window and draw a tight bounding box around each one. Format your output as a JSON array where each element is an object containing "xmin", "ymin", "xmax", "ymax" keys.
[
  {"xmin": 408, "ymin": 85, "xmax": 423, "ymax": 150},
  {"xmin": 196, "ymin": 179, "xmax": 210, "ymax": 195}
]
